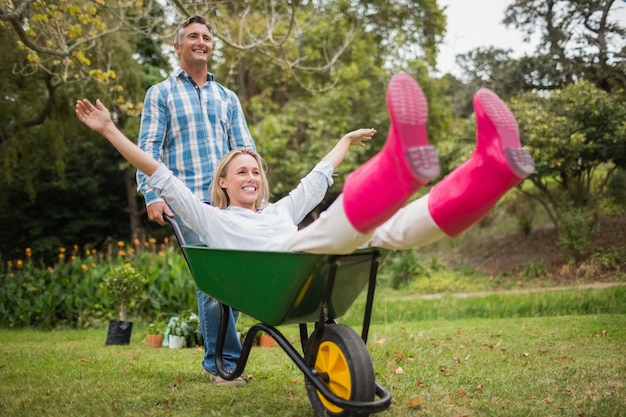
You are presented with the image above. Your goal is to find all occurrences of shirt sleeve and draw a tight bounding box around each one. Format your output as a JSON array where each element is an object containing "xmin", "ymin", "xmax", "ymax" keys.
[
  {"xmin": 274, "ymin": 161, "xmax": 334, "ymax": 224},
  {"xmin": 227, "ymin": 90, "xmax": 256, "ymax": 150},
  {"xmin": 136, "ymin": 85, "xmax": 168, "ymax": 206},
  {"xmin": 147, "ymin": 164, "xmax": 215, "ymax": 234}
]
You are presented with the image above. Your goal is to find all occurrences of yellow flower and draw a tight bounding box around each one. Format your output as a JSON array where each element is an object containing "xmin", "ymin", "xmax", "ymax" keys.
[
  {"xmin": 124, "ymin": 262, "xmax": 131, "ymax": 268},
  {"xmin": 149, "ymin": 237, "xmax": 156, "ymax": 244},
  {"xmin": 118, "ymin": 250, "xmax": 127, "ymax": 257},
  {"xmin": 17, "ymin": 260, "xmax": 23, "ymax": 268},
  {"xmin": 59, "ymin": 247, "xmax": 66, "ymax": 253},
  {"xmin": 133, "ymin": 238, "xmax": 140, "ymax": 246},
  {"xmin": 81, "ymin": 264, "xmax": 88, "ymax": 271},
  {"xmin": 25, "ymin": 248, "xmax": 32, "ymax": 257},
  {"xmin": 117, "ymin": 241, "xmax": 125, "ymax": 248},
  {"xmin": 7, "ymin": 261, "xmax": 13, "ymax": 268}
]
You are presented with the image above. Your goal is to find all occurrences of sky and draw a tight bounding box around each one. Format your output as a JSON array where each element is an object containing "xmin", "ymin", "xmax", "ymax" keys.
[{"xmin": 436, "ymin": 0, "xmax": 626, "ymax": 76}]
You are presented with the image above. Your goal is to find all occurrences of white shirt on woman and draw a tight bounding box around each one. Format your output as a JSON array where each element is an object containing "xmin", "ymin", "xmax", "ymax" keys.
[{"xmin": 147, "ymin": 161, "xmax": 334, "ymax": 250}]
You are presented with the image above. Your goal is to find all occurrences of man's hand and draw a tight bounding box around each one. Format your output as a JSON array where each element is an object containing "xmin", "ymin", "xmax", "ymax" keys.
[{"xmin": 147, "ymin": 201, "xmax": 174, "ymax": 226}]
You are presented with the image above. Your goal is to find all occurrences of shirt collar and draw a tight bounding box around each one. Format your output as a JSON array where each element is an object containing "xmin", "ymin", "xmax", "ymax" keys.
[{"xmin": 175, "ymin": 68, "xmax": 215, "ymax": 82}]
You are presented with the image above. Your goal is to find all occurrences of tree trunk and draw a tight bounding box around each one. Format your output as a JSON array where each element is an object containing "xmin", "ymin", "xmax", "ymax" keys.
[{"xmin": 124, "ymin": 168, "xmax": 143, "ymax": 241}]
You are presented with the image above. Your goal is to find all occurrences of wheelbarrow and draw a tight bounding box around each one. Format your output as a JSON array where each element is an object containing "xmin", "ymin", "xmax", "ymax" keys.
[{"xmin": 166, "ymin": 217, "xmax": 392, "ymax": 416}]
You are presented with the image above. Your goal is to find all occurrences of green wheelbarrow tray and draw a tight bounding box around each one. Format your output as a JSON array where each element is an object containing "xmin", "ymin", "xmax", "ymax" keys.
[{"xmin": 183, "ymin": 245, "xmax": 386, "ymax": 326}]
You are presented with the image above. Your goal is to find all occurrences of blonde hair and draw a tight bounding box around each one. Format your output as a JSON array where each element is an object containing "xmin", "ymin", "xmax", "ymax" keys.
[{"xmin": 211, "ymin": 148, "xmax": 270, "ymax": 210}]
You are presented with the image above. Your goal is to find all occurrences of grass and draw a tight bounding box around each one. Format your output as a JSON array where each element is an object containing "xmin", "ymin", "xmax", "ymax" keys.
[{"xmin": 1, "ymin": 287, "xmax": 625, "ymax": 416}]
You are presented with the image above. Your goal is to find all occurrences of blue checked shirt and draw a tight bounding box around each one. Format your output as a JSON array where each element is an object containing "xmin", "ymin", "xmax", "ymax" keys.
[{"xmin": 137, "ymin": 68, "xmax": 256, "ymax": 206}]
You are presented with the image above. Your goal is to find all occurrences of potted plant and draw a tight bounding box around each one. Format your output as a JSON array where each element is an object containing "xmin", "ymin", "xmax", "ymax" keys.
[
  {"xmin": 147, "ymin": 321, "xmax": 166, "ymax": 348},
  {"xmin": 168, "ymin": 317, "xmax": 186, "ymax": 349},
  {"xmin": 102, "ymin": 263, "xmax": 146, "ymax": 346},
  {"xmin": 180, "ymin": 310, "xmax": 202, "ymax": 348}
]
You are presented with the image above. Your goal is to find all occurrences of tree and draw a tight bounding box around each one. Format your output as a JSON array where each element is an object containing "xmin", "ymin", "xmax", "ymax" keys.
[
  {"xmin": 510, "ymin": 81, "xmax": 626, "ymax": 227},
  {"xmin": 0, "ymin": 0, "xmax": 449, "ymax": 260},
  {"xmin": 504, "ymin": 0, "xmax": 626, "ymax": 93}
]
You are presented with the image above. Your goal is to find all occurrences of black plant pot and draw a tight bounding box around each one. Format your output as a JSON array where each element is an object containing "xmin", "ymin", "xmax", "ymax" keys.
[{"xmin": 105, "ymin": 319, "xmax": 133, "ymax": 345}]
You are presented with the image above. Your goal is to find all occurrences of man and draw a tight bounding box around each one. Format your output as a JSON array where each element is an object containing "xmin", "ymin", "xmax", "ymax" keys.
[{"xmin": 137, "ymin": 15, "xmax": 255, "ymax": 387}]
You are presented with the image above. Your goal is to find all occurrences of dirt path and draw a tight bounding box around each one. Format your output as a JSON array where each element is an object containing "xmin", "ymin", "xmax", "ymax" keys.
[{"xmin": 388, "ymin": 281, "xmax": 626, "ymax": 301}]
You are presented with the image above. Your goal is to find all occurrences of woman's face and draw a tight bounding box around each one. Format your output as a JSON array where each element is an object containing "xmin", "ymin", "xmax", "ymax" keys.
[{"xmin": 218, "ymin": 153, "xmax": 261, "ymax": 210}]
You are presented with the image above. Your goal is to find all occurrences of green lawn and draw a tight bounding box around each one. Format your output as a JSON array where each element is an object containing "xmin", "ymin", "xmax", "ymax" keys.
[{"xmin": 1, "ymin": 312, "xmax": 624, "ymax": 416}]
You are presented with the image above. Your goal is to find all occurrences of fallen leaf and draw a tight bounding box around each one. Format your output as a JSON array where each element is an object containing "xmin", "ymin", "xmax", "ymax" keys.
[
  {"xmin": 80, "ymin": 358, "xmax": 89, "ymax": 363},
  {"xmin": 408, "ymin": 398, "xmax": 424, "ymax": 409},
  {"xmin": 458, "ymin": 389, "xmax": 467, "ymax": 396}
]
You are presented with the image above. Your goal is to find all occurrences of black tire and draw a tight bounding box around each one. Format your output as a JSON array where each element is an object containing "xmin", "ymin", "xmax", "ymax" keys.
[{"xmin": 304, "ymin": 324, "xmax": 375, "ymax": 417}]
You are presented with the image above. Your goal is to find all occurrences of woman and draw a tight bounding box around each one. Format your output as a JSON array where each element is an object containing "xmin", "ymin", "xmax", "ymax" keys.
[{"xmin": 75, "ymin": 73, "xmax": 534, "ymax": 255}]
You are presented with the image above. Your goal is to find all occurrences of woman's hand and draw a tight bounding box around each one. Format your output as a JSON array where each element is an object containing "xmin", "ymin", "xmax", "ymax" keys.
[
  {"xmin": 75, "ymin": 99, "xmax": 113, "ymax": 135},
  {"xmin": 343, "ymin": 128, "xmax": 377, "ymax": 147}
]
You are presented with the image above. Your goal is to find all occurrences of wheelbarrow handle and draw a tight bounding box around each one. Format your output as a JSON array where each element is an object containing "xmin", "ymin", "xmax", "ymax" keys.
[{"xmin": 163, "ymin": 215, "xmax": 187, "ymax": 246}]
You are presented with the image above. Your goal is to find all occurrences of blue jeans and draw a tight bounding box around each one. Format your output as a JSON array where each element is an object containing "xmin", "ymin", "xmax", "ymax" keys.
[{"xmin": 178, "ymin": 219, "xmax": 242, "ymax": 374}]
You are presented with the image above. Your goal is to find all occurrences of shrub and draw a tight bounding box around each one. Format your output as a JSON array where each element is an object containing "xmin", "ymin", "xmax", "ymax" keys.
[{"xmin": 557, "ymin": 208, "xmax": 598, "ymax": 260}]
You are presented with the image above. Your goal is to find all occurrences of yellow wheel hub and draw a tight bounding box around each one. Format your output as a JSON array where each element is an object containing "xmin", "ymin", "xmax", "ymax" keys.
[{"xmin": 314, "ymin": 340, "xmax": 352, "ymax": 414}]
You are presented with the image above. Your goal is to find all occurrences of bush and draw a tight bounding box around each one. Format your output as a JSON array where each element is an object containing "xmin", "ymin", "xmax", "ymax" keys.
[
  {"xmin": 0, "ymin": 239, "xmax": 198, "ymax": 329},
  {"xmin": 379, "ymin": 250, "xmax": 436, "ymax": 289},
  {"xmin": 557, "ymin": 208, "xmax": 598, "ymax": 260}
]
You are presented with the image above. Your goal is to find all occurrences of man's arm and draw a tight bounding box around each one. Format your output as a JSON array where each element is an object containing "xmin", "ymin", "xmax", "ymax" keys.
[
  {"xmin": 322, "ymin": 128, "xmax": 377, "ymax": 169},
  {"xmin": 76, "ymin": 99, "xmax": 160, "ymax": 176},
  {"xmin": 227, "ymin": 89, "xmax": 257, "ymax": 150},
  {"xmin": 137, "ymin": 87, "xmax": 173, "ymax": 225}
]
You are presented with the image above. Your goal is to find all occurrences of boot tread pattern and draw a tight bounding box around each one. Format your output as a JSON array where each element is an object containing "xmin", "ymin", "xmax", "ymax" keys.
[
  {"xmin": 387, "ymin": 73, "xmax": 428, "ymax": 125},
  {"xmin": 505, "ymin": 148, "xmax": 535, "ymax": 177},
  {"xmin": 406, "ymin": 145, "xmax": 441, "ymax": 181},
  {"xmin": 478, "ymin": 89, "xmax": 518, "ymax": 133}
]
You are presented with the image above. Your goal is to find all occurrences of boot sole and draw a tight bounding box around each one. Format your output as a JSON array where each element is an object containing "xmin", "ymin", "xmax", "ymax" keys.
[
  {"xmin": 475, "ymin": 89, "xmax": 535, "ymax": 178},
  {"xmin": 387, "ymin": 73, "xmax": 440, "ymax": 182}
]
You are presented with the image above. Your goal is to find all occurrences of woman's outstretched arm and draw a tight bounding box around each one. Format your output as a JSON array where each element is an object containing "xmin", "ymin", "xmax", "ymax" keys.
[
  {"xmin": 322, "ymin": 128, "xmax": 377, "ymax": 169},
  {"xmin": 75, "ymin": 99, "xmax": 160, "ymax": 176}
]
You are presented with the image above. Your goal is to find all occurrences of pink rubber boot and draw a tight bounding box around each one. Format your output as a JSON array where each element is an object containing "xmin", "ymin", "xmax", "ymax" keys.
[
  {"xmin": 343, "ymin": 72, "xmax": 440, "ymax": 233},
  {"xmin": 428, "ymin": 88, "xmax": 535, "ymax": 237}
]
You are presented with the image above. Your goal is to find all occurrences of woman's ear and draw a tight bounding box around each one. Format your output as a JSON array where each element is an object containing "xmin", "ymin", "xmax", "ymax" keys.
[{"xmin": 218, "ymin": 177, "xmax": 227, "ymax": 189}]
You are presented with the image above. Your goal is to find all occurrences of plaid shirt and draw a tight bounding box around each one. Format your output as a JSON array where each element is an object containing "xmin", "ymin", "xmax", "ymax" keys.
[{"xmin": 137, "ymin": 68, "xmax": 255, "ymax": 206}]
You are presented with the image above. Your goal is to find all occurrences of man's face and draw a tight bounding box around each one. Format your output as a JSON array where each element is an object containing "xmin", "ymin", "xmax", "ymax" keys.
[{"xmin": 174, "ymin": 22, "xmax": 213, "ymax": 69}]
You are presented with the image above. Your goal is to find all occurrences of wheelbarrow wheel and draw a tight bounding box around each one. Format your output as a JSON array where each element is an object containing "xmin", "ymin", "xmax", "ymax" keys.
[{"xmin": 304, "ymin": 324, "xmax": 375, "ymax": 417}]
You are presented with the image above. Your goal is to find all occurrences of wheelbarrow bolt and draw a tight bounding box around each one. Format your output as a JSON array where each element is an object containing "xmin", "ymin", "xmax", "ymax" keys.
[{"xmin": 317, "ymin": 372, "xmax": 330, "ymax": 384}]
